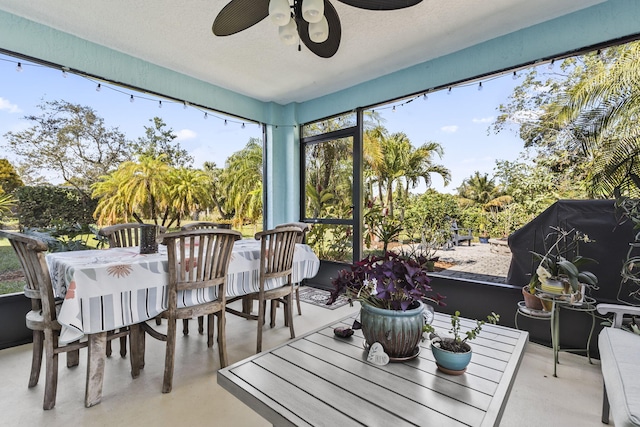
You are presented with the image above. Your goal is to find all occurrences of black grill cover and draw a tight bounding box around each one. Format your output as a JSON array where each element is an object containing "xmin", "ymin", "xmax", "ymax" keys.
[{"xmin": 507, "ymin": 200, "xmax": 636, "ymax": 304}]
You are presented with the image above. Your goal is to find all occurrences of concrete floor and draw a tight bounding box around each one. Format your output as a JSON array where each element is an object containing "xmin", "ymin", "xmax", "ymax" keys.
[{"xmin": 0, "ymin": 296, "xmax": 608, "ymax": 426}]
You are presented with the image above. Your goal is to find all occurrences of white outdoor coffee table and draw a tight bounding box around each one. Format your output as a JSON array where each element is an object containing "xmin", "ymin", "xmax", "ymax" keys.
[{"xmin": 217, "ymin": 311, "xmax": 528, "ymax": 426}]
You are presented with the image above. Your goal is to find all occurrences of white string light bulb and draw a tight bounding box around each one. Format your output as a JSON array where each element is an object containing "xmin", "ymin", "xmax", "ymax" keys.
[
  {"xmin": 16, "ymin": 62, "xmax": 23, "ymax": 72},
  {"xmin": 130, "ymin": 95, "xmax": 134, "ymax": 103},
  {"xmin": 242, "ymin": 123, "xmax": 246, "ymax": 129},
  {"xmin": 512, "ymin": 71, "xmax": 518, "ymax": 80},
  {"xmin": 96, "ymin": 83, "xmax": 101, "ymax": 92},
  {"xmin": 158, "ymin": 101, "xmax": 162, "ymax": 109},
  {"xmin": 204, "ymin": 112, "xmax": 208, "ymax": 119},
  {"xmin": 478, "ymin": 82, "xmax": 483, "ymax": 91}
]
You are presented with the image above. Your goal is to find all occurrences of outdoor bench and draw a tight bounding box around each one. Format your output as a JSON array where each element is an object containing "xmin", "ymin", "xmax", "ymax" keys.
[{"xmin": 451, "ymin": 228, "xmax": 473, "ymax": 246}]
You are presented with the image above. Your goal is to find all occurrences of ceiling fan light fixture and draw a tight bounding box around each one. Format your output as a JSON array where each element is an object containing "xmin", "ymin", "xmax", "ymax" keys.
[
  {"xmin": 269, "ymin": 0, "xmax": 291, "ymax": 26},
  {"xmin": 302, "ymin": 0, "xmax": 324, "ymax": 23},
  {"xmin": 279, "ymin": 19, "xmax": 299, "ymax": 45},
  {"xmin": 308, "ymin": 15, "xmax": 329, "ymax": 43}
]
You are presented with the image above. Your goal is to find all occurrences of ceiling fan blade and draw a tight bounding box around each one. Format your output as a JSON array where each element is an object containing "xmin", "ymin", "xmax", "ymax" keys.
[
  {"xmin": 298, "ymin": 0, "xmax": 341, "ymax": 58},
  {"xmin": 336, "ymin": 0, "xmax": 422, "ymax": 10},
  {"xmin": 212, "ymin": 0, "xmax": 270, "ymax": 36}
]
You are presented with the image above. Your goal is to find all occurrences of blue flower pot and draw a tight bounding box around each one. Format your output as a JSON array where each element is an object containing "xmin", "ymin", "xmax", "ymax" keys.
[
  {"xmin": 431, "ymin": 339, "xmax": 472, "ymax": 374},
  {"xmin": 361, "ymin": 300, "xmax": 424, "ymax": 359}
]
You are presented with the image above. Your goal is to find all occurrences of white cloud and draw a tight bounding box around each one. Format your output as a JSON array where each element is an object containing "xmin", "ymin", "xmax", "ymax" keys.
[
  {"xmin": 0, "ymin": 97, "xmax": 21, "ymax": 113},
  {"xmin": 440, "ymin": 125, "xmax": 458, "ymax": 133},
  {"xmin": 175, "ymin": 129, "xmax": 197, "ymax": 140},
  {"xmin": 472, "ymin": 117, "xmax": 494, "ymax": 124}
]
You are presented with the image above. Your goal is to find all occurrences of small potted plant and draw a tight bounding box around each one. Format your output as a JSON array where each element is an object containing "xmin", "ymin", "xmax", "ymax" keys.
[
  {"xmin": 328, "ymin": 251, "xmax": 445, "ymax": 360},
  {"xmin": 423, "ymin": 310, "xmax": 499, "ymax": 374},
  {"xmin": 524, "ymin": 226, "xmax": 599, "ymax": 310}
]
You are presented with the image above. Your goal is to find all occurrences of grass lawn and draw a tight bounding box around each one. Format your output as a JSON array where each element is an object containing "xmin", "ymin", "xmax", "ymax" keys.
[{"xmin": 0, "ymin": 243, "xmax": 25, "ymax": 295}]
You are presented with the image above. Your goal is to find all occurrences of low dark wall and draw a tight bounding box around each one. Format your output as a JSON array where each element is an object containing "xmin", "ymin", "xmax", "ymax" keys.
[
  {"xmin": 310, "ymin": 261, "xmax": 604, "ymax": 358},
  {"xmin": 0, "ymin": 293, "xmax": 31, "ymax": 350}
]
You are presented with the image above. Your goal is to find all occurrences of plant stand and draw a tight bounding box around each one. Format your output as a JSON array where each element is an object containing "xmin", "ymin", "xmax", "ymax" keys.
[{"xmin": 535, "ymin": 293, "xmax": 597, "ymax": 377}]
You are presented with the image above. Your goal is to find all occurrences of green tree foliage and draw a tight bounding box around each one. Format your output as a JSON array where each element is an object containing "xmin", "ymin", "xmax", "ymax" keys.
[
  {"xmin": 92, "ymin": 156, "xmax": 171, "ymax": 226},
  {"xmin": 168, "ymin": 167, "xmax": 212, "ymax": 226},
  {"xmin": 557, "ymin": 43, "xmax": 640, "ymax": 196},
  {"xmin": 364, "ymin": 127, "xmax": 450, "ymax": 218},
  {"xmin": 202, "ymin": 161, "xmax": 228, "ymax": 219},
  {"xmin": 0, "ymin": 159, "xmax": 23, "ymax": 195},
  {"xmin": 492, "ymin": 43, "xmax": 640, "ymax": 198},
  {"xmin": 457, "ymin": 172, "xmax": 501, "ymax": 205},
  {"xmin": 16, "ymin": 186, "xmax": 97, "ymax": 228},
  {"xmin": 2, "ymin": 100, "xmax": 132, "ymax": 193},
  {"xmin": 404, "ymin": 190, "xmax": 460, "ymax": 239},
  {"xmin": 130, "ymin": 117, "xmax": 193, "ymax": 167},
  {"xmin": 220, "ymin": 138, "xmax": 263, "ymax": 227}
]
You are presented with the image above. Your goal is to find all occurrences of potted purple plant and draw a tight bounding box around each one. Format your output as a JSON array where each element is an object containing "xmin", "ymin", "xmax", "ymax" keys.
[{"xmin": 328, "ymin": 252, "xmax": 445, "ymax": 360}]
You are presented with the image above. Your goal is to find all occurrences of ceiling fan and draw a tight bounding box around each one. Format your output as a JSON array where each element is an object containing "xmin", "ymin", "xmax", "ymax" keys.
[{"xmin": 212, "ymin": 0, "xmax": 423, "ymax": 58}]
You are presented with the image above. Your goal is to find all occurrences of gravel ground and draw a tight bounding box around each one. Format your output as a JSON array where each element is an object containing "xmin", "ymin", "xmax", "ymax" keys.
[{"xmin": 431, "ymin": 242, "xmax": 512, "ymax": 284}]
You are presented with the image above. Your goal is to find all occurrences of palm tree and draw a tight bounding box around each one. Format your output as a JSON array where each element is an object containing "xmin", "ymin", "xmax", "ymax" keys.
[
  {"xmin": 221, "ymin": 139, "xmax": 263, "ymax": 228},
  {"xmin": 458, "ymin": 172, "xmax": 500, "ymax": 205},
  {"xmin": 92, "ymin": 156, "xmax": 171, "ymax": 225},
  {"xmin": 168, "ymin": 168, "xmax": 213, "ymax": 226},
  {"xmin": 367, "ymin": 131, "xmax": 450, "ymax": 218},
  {"xmin": 558, "ymin": 42, "xmax": 640, "ymax": 196}
]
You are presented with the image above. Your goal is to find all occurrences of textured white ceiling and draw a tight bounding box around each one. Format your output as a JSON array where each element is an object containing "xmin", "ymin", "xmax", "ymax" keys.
[{"xmin": 0, "ymin": 0, "xmax": 603, "ymax": 104}]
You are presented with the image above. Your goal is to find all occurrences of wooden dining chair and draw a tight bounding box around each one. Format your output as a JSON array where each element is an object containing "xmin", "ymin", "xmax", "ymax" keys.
[
  {"xmin": 0, "ymin": 231, "xmax": 130, "ymax": 409},
  {"xmin": 275, "ymin": 222, "xmax": 311, "ymax": 317},
  {"xmin": 98, "ymin": 222, "xmax": 167, "ymax": 356},
  {"xmin": 227, "ymin": 227, "xmax": 302, "ymax": 353},
  {"xmin": 140, "ymin": 228, "xmax": 241, "ymax": 393},
  {"xmin": 180, "ymin": 221, "xmax": 231, "ymax": 335}
]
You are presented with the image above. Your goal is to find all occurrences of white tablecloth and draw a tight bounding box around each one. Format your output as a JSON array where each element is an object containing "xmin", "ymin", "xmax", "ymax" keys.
[{"xmin": 46, "ymin": 240, "xmax": 320, "ymax": 344}]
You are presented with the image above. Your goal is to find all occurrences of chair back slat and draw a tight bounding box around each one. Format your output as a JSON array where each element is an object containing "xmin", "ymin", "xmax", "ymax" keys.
[
  {"xmin": 275, "ymin": 222, "xmax": 310, "ymax": 244},
  {"xmin": 98, "ymin": 223, "xmax": 166, "ymax": 248},
  {"xmin": 255, "ymin": 227, "xmax": 302, "ymax": 286},
  {"xmin": 162, "ymin": 229, "xmax": 241, "ymax": 311},
  {"xmin": 181, "ymin": 222, "xmax": 231, "ymax": 231},
  {"xmin": 0, "ymin": 231, "xmax": 57, "ymax": 322}
]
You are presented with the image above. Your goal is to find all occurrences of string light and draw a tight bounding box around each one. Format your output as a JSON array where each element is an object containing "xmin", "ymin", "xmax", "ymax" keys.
[
  {"xmin": 478, "ymin": 82, "xmax": 483, "ymax": 91},
  {"xmin": 392, "ymin": 106, "xmax": 396, "ymax": 112},
  {"xmin": 1, "ymin": 56, "xmax": 263, "ymax": 130},
  {"xmin": 548, "ymin": 59, "xmax": 555, "ymax": 70},
  {"xmin": 512, "ymin": 71, "xmax": 518, "ymax": 80},
  {"xmin": 447, "ymin": 87, "xmax": 452, "ymax": 95},
  {"xmin": 423, "ymin": 93, "xmax": 427, "ymax": 101}
]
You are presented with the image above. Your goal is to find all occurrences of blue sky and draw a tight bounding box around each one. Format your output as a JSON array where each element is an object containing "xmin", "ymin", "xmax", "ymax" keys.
[{"xmin": 0, "ymin": 53, "xmax": 526, "ymax": 193}]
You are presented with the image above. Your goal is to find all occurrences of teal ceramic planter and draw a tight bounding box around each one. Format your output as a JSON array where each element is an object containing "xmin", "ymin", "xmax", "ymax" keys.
[
  {"xmin": 431, "ymin": 339, "xmax": 472, "ymax": 374},
  {"xmin": 360, "ymin": 300, "xmax": 424, "ymax": 359}
]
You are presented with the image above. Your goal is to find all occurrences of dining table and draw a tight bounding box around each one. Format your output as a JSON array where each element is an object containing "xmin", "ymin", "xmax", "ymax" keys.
[{"xmin": 45, "ymin": 239, "xmax": 320, "ymax": 407}]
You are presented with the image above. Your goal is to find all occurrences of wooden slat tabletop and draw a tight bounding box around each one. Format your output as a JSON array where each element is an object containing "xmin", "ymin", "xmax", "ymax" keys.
[{"xmin": 217, "ymin": 311, "xmax": 528, "ymax": 427}]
